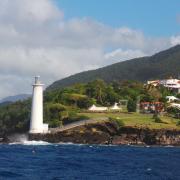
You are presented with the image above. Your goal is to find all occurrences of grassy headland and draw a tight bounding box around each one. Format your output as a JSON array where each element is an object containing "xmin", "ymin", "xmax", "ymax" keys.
[{"xmin": 78, "ymin": 112, "xmax": 180, "ymax": 130}]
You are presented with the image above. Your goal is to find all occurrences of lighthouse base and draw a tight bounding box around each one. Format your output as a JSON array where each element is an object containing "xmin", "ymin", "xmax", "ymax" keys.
[{"xmin": 29, "ymin": 124, "xmax": 49, "ymax": 134}]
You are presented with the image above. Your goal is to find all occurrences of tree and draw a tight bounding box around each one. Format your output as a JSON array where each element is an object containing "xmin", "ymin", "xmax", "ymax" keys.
[
  {"xmin": 145, "ymin": 84, "xmax": 162, "ymax": 101},
  {"xmin": 86, "ymin": 79, "xmax": 106, "ymax": 104},
  {"xmin": 67, "ymin": 93, "xmax": 88, "ymax": 108},
  {"xmin": 46, "ymin": 103, "xmax": 66, "ymax": 127},
  {"xmin": 104, "ymin": 85, "xmax": 120, "ymax": 105}
]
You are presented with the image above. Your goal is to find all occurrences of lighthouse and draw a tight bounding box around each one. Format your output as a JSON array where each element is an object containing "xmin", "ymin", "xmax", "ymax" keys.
[{"xmin": 29, "ymin": 76, "xmax": 48, "ymax": 134}]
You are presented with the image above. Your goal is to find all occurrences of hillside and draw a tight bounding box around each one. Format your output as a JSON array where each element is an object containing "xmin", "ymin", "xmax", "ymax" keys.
[
  {"xmin": 0, "ymin": 94, "xmax": 31, "ymax": 103},
  {"xmin": 47, "ymin": 45, "xmax": 180, "ymax": 90},
  {"xmin": 1, "ymin": 76, "xmax": 180, "ymax": 137}
]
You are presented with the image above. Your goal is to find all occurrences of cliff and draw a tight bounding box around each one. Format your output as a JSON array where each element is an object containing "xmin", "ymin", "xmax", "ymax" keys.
[{"xmin": 28, "ymin": 121, "xmax": 180, "ymax": 146}]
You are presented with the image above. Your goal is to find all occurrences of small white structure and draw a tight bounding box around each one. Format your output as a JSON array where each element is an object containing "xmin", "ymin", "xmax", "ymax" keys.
[
  {"xmin": 88, "ymin": 104, "xmax": 108, "ymax": 112},
  {"xmin": 166, "ymin": 96, "xmax": 179, "ymax": 103},
  {"xmin": 29, "ymin": 76, "xmax": 49, "ymax": 134},
  {"xmin": 110, "ymin": 103, "xmax": 122, "ymax": 111}
]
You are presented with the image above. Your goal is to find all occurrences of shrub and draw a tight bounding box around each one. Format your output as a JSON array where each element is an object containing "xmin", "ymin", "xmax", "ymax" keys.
[
  {"xmin": 153, "ymin": 114, "xmax": 163, "ymax": 123},
  {"xmin": 109, "ymin": 117, "xmax": 125, "ymax": 128},
  {"xmin": 62, "ymin": 110, "xmax": 89, "ymax": 125},
  {"xmin": 176, "ymin": 121, "xmax": 180, "ymax": 126},
  {"xmin": 49, "ymin": 119, "xmax": 61, "ymax": 128},
  {"xmin": 167, "ymin": 107, "xmax": 180, "ymax": 114},
  {"xmin": 116, "ymin": 119, "xmax": 125, "ymax": 127}
]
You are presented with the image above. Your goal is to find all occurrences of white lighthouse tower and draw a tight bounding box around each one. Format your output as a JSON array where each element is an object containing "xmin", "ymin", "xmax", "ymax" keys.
[{"xmin": 29, "ymin": 76, "xmax": 48, "ymax": 134}]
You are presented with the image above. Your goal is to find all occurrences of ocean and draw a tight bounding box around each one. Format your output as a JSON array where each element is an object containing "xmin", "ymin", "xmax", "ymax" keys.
[{"xmin": 0, "ymin": 142, "xmax": 179, "ymax": 180}]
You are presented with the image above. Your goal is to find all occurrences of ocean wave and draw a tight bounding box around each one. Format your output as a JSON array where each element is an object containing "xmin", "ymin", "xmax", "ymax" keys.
[{"xmin": 9, "ymin": 140, "xmax": 51, "ymax": 146}]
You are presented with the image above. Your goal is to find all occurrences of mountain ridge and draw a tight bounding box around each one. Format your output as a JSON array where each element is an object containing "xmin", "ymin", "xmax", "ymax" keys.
[
  {"xmin": 0, "ymin": 94, "xmax": 31, "ymax": 103},
  {"xmin": 47, "ymin": 45, "xmax": 180, "ymax": 90}
]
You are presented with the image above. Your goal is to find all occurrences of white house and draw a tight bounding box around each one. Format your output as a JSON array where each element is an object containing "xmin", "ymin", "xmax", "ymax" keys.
[
  {"xmin": 148, "ymin": 78, "xmax": 180, "ymax": 93},
  {"xmin": 160, "ymin": 79, "xmax": 180, "ymax": 91}
]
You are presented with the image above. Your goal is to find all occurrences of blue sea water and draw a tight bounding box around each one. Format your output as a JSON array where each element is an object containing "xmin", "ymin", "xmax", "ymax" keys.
[{"xmin": 0, "ymin": 142, "xmax": 179, "ymax": 180}]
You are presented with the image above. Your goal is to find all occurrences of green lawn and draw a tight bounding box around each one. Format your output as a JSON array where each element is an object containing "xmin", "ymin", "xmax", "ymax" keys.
[{"xmin": 78, "ymin": 112, "xmax": 180, "ymax": 130}]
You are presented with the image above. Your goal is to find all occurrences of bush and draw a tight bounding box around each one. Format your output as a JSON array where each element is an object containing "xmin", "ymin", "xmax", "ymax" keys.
[
  {"xmin": 176, "ymin": 121, "xmax": 180, "ymax": 126},
  {"xmin": 167, "ymin": 107, "xmax": 180, "ymax": 114},
  {"xmin": 116, "ymin": 120, "xmax": 125, "ymax": 127},
  {"xmin": 49, "ymin": 119, "xmax": 61, "ymax": 128},
  {"xmin": 167, "ymin": 107, "xmax": 180, "ymax": 118},
  {"xmin": 109, "ymin": 117, "xmax": 125, "ymax": 128},
  {"xmin": 62, "ymin": 111, "xmax": 89, "ymax": 125},
  {"xmin": 153, "ymin": 114, "xmax": 163, "ymax": 123}
]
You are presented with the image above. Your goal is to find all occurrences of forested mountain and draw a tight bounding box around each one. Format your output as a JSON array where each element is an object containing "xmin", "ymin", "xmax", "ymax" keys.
[{"xmin": 47, "ymin": 45, "xmax": 180, "ymax": 90}]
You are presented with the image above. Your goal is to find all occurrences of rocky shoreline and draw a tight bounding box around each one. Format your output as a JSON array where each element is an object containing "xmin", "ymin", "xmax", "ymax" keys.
[
  {"xmin": 29, "ymin": 121, "xmax": 180, "ymax": 146},
  {"xmin": 1, "ymin": 121, "xmax": 180, "ymax": 146}
]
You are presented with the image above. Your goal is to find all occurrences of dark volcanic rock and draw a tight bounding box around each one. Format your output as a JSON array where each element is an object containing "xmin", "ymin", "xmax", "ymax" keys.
[
  {"xmin": 28, "ymin": 121, "xmax": 180, "ymax": 146},
  {"xmin": 29, "ymin": 122, "xmax": 116, "ymax": 144},
  {"xmin": 0, "ymin": 136, "xmax": 10, "ymax": 143},
  {"xmin": 112, "ymin": 127, "xmax": 180, "ymax": 146}
]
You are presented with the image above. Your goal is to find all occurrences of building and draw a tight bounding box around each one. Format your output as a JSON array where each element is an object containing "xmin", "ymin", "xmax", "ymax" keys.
[
  {"xmin": 159, "ymin": 79, "xmax": 180, "ymax": 93},
  {"xmin": 147, "ymin": 78, "xmax": 180, "ymax": 93},
  {"xmin": 29, "ymin": 76, "xmax": 49, "ymax": 134},
  {"xmin": 140, "ymin": 102, "xmax": 164, "ymax": 113}
]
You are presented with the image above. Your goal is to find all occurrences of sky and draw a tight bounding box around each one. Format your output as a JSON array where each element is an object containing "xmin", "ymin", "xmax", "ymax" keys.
[
  {"xmin": 55, "ymin": 0, "xmax": 180, "ymax": 37},
  {"xmin": 0, "ymin": 0, "xmax": 180, "ymax": 99}
]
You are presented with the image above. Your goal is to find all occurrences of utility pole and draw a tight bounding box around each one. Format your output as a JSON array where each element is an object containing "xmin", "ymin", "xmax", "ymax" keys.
[{"xmin": 136, "ymin": 96, "xmax": 140, "ymax": 113}]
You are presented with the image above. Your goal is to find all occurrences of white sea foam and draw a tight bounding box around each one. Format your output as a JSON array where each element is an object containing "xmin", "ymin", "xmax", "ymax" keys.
[
  {"xmin": 22, "ymin": 140, "xmax": 51, "ymax": 145},
  {"xmin": 147, "ymin": 168, "xmax": 152, "ymax": 171},
  {"xmin": 8, "ymin": 133, "xmax": 28, "ymax": 142},
  {"xmin": 165, "ymin": 145, "xmax": 174, "ymax": 148},
  {"xmin": 7, "ymin": 133, "xmax": 51, "ymax": 145},
  {"xmin": 57, "ymin": 142, "xmax": 74, "ymax": 145},
  {"xmin": 9, "ymin": 140, "xmax": 51, "ymax": 145}
]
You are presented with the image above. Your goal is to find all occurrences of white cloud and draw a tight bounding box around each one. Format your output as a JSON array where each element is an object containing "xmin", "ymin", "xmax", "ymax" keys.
[
  {"xmin": 170, "ymin": 36, "xmax": 180, "ymax": 46},
  {"xmin": 0, "ymin": 0, "xmax": 62, "ymax": 23},
  {"xmin": 104, "ymin": 48, "xmax": 146, "ymax": 64},
  {"xmin": 0, "ymin": 0, "xmax": 176, "ymax": 98}
]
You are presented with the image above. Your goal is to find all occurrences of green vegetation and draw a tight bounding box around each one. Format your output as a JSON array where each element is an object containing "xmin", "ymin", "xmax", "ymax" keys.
[
  {"xmin": 0, "ymin": 100, "xmax": 31, "ymax": 136},
  {"xmin": 47, "ymin": 45, "xmax": 180, "ymax": 90},
  {"xmin": 0, "ymin": 77, "xmax": 180, "ymax": 135},
  {"xmin": 153, "ymin": 114, "xmax": 163, "ymax": 123},
  {"xmin": 127, "ymin": 99, "xmax": 136, "ymax": 112},
  {"xmin": 167, "ymin": 106, "xmax": 180, "ymax": 118},
  {"xmin": 2, "ymin": 45, "xmax": 180, "ymax": 135},
  {"xmin": 109, "ymin": 117, "xmax": 125, "ymax": 129},
  {"xmin": 176, "ymin": 121, "xmax": 180, "ymax": 126},
  {"xmin": 79, "ymin": 112, "xmax": 180, "ymax": 130}
]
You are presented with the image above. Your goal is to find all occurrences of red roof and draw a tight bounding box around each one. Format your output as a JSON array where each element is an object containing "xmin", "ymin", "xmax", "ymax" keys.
[{"xmin": 141, "ymin": 102, "xmax": 162, "ymax": 104}]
